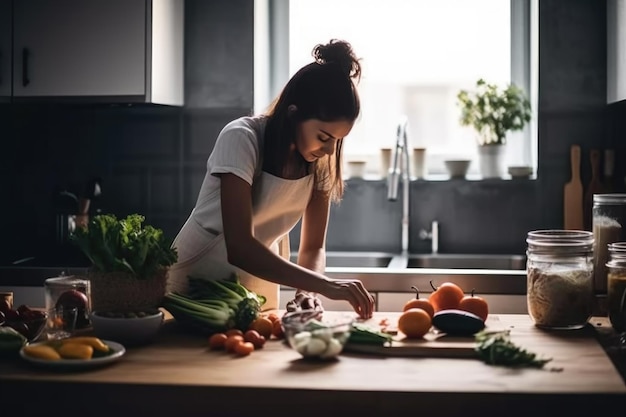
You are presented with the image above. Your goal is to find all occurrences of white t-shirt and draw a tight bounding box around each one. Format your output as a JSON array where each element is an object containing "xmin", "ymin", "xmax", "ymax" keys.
[{"xmin": 193, "ymin": 115, "xmax": 266, "ymax": 233}]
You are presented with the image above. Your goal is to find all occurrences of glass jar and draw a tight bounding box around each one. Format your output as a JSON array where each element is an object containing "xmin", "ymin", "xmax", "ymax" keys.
[
  {"xmin": 592, "ymin": 194, "xmax": 626, "ymax": 294},
  {"xmin": 526, "ymin": 230, "xmax": 594, "ymax": 330},
  {"xmin": 607, "ymin": 242, "xmax": 626, "ymax": 332},
  {"xmin": 44, "ymin": 275, "xmax": 92, "ymax": 329}
]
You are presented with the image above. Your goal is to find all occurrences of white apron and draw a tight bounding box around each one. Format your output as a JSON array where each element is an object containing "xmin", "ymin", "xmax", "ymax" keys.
[{"xmin": 168, "ymin": 172, "xmax": 314, "ymax": 310}]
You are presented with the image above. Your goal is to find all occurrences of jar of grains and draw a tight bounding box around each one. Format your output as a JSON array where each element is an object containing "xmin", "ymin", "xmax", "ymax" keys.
[
  {"xmin": 592, "ymin": 194, "xmax": 626, "ymax": 294},
  {"xmin": 607, "ymin": 242, "xmax": 626, "ymax": 332},
  {"xmin": 526, "ymin": 230, "xmax": 594, "ymax": 329}
]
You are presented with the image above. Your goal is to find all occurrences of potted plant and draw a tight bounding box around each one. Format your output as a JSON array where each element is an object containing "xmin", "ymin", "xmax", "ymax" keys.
[
  {"xmin": 71, "ymin": 213, "xmax": 178, "ymax": 312},
  {"xmin": 457, "ymin": 78, "xmax": 532, "ymax": 178}
]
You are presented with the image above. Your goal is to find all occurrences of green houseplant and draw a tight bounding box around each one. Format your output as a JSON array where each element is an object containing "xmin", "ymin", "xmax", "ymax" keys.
[
  {"xmin": 457, "ymin": 78, "xmax": 532, "ymax": 146},
  {"xmin": 457, "ymin": 79, "xmax": 531, "ymax": 178},
  {"xmin": 71, "ymin": 214, "xmax": 178, "ymax": 312}
]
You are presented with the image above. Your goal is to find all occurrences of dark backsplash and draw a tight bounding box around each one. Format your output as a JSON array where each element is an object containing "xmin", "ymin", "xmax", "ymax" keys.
[{"xmin": 0, "ymin": 0, "xmax": 623, "ymax": 266}]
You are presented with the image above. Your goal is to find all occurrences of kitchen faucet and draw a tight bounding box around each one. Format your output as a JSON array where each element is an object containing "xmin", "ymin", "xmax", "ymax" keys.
[
  {"xmin": 419, "ymin": 220, "xmax": 439, "ymax": 254},
  {"xmin": 387, "ymin": 116, "xmax": 411, "ymax": 267}
]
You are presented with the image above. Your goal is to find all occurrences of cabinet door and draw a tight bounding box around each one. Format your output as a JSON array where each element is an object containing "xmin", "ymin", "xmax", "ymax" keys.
[
  {"xmin": 13, "ymin": 0, "xmax": 147, "ymax": 97},
  {"xmin": 0, "ymin": 0, "xmax": 11, "ymax": 98}
]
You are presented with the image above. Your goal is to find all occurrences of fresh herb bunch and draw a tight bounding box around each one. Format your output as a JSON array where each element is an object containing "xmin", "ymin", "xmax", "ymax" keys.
[
  {"xmin": 457, "ymin": 78, "xmax": 532, "ymax": 146},
  {"xmin": 475, "ymin": 330, "xmax": 557, "ymax": 369},
  {"xmin": 71, "ymin": 214, "xmax": 178, "ymax": 280}
]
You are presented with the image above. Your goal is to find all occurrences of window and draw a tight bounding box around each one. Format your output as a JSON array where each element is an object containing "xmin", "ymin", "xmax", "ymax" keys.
[{"xmin": 255, "ymin": 0, "xmax": 537, "ymax": 178}]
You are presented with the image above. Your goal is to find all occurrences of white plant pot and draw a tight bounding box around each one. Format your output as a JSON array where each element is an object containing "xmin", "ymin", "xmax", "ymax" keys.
[{"xmin": 478, "ymin": 144, "xmax": 505, "ymax": 178}]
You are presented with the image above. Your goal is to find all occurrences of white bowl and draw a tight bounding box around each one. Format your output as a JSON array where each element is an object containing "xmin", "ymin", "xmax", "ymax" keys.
[
  {"xmin": 444, "ymin": 160, "xmax": 471, "ymax": 178},
  {"xmin": 90, "ymin": 310, "xmax": 163, "ymax": 346},
  {"xmin": 508, "ymin": 166, "xmax": 533, "ymax": 178}
]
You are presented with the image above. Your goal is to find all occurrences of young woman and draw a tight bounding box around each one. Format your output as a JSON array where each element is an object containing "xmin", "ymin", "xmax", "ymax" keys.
[{"xmin": 169, "ymin": 39, "xmax": 374, "ymax": 319}]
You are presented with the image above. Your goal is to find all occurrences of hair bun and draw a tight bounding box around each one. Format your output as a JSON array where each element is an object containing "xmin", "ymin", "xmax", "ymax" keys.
[{"xmin": 312, "ymin": 39, "xmax": 361, "ymax": 81}]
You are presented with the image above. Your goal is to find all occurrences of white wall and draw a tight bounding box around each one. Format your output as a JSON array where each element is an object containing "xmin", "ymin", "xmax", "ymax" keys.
[{"xmin": 608, "ymin": 0, "xmax": 626, "ymax": 103}]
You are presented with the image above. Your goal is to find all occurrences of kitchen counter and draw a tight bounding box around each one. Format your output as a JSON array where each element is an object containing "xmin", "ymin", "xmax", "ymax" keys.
[{"xmin": 1, "ymin": 313, "xmax": 625, "ymax": 417}]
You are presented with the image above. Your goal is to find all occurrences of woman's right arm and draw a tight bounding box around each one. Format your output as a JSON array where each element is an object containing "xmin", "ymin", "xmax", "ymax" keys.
[{"xmin": 219, "ymin": 173, "xmax": 374, "ymax": 318}]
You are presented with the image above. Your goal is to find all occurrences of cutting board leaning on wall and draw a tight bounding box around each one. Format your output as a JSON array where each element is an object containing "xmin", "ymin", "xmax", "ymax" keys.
[
  {"xmin": 564, "ymin": 144, "xmax": 584, "ymax": 230},
  {"xmin": 584, "ymin": 149, "xmax": 603, "ymax": 230}
]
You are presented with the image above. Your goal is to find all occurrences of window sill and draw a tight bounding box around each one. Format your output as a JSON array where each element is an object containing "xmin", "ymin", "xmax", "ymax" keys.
[{"xmin": 345, "ymin": 174, "xmax": 537, "ymax": 182}]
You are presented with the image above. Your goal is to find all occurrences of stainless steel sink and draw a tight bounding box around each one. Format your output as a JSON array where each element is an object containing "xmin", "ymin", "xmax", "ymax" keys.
[
  {"xmin": 406, "ymin": 254, "xmax": 526, "ymax": 270},
  {"xmin": 292, "ymin": 252, "xmax": 525, "ymax": 270},
  {"xmin": 291, "ymin": 252, "xmax": 393, "ymax": 268}
]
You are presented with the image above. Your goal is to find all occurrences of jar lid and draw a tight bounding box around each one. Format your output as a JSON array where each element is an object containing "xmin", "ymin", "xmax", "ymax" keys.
[
  {"xmin": 527, "ymin": 230, "xmax": 593, "ymax": 254},
  {"xmin": 44, "ymin": 276, "xmax": 89, "ymax": 288},
  {"xmin": 593, "ymin": 193, "xmax": 626, "ymax": 204},
  {"xmin": 607, "ymin": 242, "xmax": 626, "ymax": 266}
]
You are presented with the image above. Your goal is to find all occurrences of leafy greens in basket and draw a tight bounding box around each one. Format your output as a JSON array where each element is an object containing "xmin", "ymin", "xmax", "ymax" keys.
[{"xmin": 71, "ymin": 213, "xmax": 178, "ymax": 279}]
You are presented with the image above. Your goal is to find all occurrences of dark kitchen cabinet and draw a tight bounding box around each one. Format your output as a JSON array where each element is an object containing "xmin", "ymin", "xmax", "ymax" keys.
[
  {"xmin": 608, "ymin": 0, "xmax": 626, "ymax": 104},
  {"xmin": 0, "ymin": 0, "xmax": 10, "ymax": 100},
  {"xmin": 11, "ymin": 0, "xmax": 184, "ymax": 105}
]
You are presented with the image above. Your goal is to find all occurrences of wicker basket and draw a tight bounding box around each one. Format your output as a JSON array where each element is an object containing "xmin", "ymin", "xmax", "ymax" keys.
[{"xmin": 85, "ymin": 268, "xmax": 169, "ymax": 312}]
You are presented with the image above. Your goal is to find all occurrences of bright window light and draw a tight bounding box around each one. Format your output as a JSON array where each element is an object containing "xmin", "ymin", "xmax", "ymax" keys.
[{"xmin": 286, "ymin": 0, "xmax": 526, "ymax": 177}]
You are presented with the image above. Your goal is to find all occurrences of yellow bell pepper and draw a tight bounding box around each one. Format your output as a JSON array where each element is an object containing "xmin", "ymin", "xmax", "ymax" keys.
[
  {"xmin": 57, "ymin": 342, "xmax": 94, "ymax": 360},
  {"xmin": 23, "ymin": 344, "xmax": 62, "ymax": 361},
  {"xmin": 63, "ymin": 336, "xmax": 109, "ymax": 352}
]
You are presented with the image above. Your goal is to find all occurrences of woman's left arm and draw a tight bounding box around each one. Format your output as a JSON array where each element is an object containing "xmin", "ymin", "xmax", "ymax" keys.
[
  {"xmin": 297, "ymin": 188, "xmax": 330, "ymax": 273},
  {"xmin": 287, "ymin": 188, "xmax": 331, "ymax": 311}
]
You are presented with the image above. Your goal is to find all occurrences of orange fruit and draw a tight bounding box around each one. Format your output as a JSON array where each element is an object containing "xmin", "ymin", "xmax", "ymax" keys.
[
  {"xmin": 249, "ymin": 317, "xmax": 273, "ymax": 339},
  {"xmin": 397, "ymin": 308, "xmax": 432, "ymax": 339},
  {"xmin": 458, "ymin": 289, "xmax": 489, "ymax": 321},
  {"xmin": 403, "ymin": 286, "xmax": 435, "ymax": 318},
  {"xmin": 428, "ymin": 280, "xmax": 464, "ymax": 312}
]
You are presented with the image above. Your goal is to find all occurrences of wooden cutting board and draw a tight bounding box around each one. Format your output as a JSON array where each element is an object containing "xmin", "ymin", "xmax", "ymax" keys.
[
  {"xmin": 564, "ymin": 144, "xmax": 584, "ymax": 230},
  {"xmin": 344, "ymin": 313, "xmax": 506, "ymax": 358},
  {"xmin": 584, "ymin": 148, "xmax": 603, "ymax": 230}
]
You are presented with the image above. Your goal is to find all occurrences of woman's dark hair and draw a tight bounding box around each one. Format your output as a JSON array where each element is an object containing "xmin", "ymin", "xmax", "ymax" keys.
[{"xmin": 263, "ymin": 39, "xmax": 362, "ymax": 202}]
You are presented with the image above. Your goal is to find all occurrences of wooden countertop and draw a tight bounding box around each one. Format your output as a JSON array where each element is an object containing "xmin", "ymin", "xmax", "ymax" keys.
[{"xmin": 1, "ymin": 313, "xmax": 625, "ymax": 417}]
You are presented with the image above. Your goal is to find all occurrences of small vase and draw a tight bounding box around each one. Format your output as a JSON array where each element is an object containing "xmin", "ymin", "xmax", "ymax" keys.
[{"xmin": 477, "ymin": 144, "xmax": 505, "ymax": 178}]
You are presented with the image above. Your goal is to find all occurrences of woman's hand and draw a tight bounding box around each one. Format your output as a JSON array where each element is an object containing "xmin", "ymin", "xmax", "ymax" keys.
[
  {"xmin": 286, "ymin": 291, "xmax": 324, "ymax": 313},
  {"xmin": 325, "ymin": 279, "xmax": 375, "ymax": 319}
]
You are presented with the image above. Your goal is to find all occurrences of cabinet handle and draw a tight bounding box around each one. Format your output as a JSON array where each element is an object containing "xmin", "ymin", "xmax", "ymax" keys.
[{"xmin": 22, "ymin": 48, "xmax": 30, "ymax": 87}]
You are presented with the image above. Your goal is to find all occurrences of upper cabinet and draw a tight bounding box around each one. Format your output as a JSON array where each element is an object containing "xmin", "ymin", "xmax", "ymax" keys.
[
  {"xmin": 11, "ymin": 0, "xmax": 184, "ymax": 105},
  {"xmin": 608, "ymin": 0, "xmax": 626, "ymax": 103},
  {"xmin": 0, "ymin": 0, "xmax": 11, "ymax": 101}
]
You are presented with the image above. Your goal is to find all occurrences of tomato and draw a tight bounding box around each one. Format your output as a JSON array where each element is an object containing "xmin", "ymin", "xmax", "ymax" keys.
[
  {"xmin": 225, "ymin": 329, "xmax": 244, "ymax": 337},
  {"xmin": 208, "ymin": 333, "xmax": 228, "ymax": 350},
  {"xmin": 271, "ymin": 319, "xmax": 284, "ymax": 339},
  {"xmin": 234, "ymin": 341, "xmax": 255, "ymax": 356},
  {"xmin": 458, "ymin": 289, "xmax": 489, "ymax": 321},
  {"xmin": 403, "ymin": 286, "xmax": 435, "ymax": 318},
  {"xmin": 224, "ymin": 335, "xmax": 245, "ymax": 352},
  {"xmin": 428, "ymin": 280, "xmax": 464, "ymax": 312},
  {"xmin": 249, "ymin": 317, "xmax": 273, "ymax": 340},
  {"xmin": 265, "ymin": 312, "xmax": 280, "ymax": 325},
  {"xmin": 398, "ymin": 308, "xmax": 432, "ymax": 339},
  {"xmin": 244, "ymin": 330, "xmax": 266, "ymax": 348}
]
